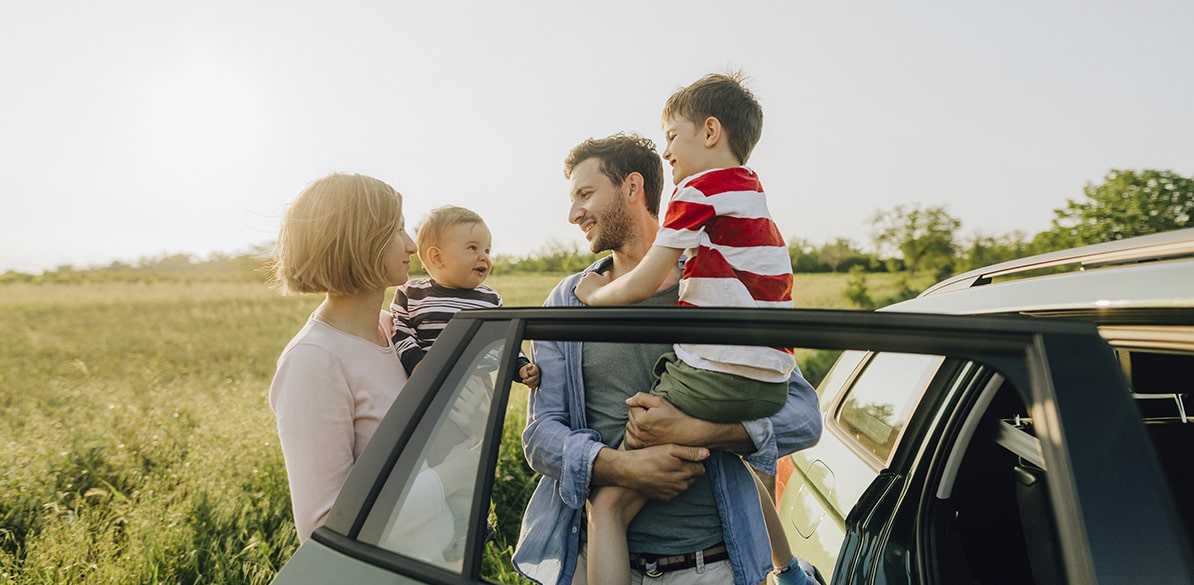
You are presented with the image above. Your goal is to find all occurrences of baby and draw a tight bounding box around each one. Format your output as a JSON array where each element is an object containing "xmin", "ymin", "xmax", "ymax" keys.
[{"xmin": 391, "ymin": 205, "xmax": 539, "ymax": 388}]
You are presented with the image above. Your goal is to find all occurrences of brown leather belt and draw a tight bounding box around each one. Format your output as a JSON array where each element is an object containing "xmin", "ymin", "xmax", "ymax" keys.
[{"xmin": 628, "ymin": 542, "xmax": 729, "ymax": 577}]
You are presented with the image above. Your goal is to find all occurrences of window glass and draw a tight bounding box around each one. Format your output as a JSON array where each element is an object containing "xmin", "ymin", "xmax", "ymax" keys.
[
  {"xmin": 836, "ymin": 352, "xmax": 943, "ymax": 463},
  {"xmin": 369, "ymin": 340, "xmax": 502, "ymax": 571},
  {"xmin": 815, "ymin": 349, "xmax": 867, "ymax": 406}
]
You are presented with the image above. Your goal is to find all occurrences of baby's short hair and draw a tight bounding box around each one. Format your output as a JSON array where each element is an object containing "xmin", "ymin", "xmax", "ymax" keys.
[
  {"xmin": 272, "ymin": 173, "xmax": 402, "ymax": 295},
  {"xmin": 416, "ymin": 205, "xmax": 487, "ymax": 263},
  {"xmin": 662, "ymin": 70, "xmax": 763, "ymax": 164}
]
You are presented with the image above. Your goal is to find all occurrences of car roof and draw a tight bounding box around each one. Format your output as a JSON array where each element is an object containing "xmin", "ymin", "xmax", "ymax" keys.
[{"xmin": 883, "ymin": 228, "xmax": 1194, "ymax": 317}]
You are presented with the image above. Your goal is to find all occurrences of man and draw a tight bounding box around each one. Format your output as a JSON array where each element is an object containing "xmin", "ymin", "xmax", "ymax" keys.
[{"xmin": 514, "ymin": 133, "xmax": 822, "ymax": 585}]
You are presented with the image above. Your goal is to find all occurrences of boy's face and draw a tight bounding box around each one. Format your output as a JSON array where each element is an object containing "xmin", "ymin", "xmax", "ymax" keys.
[
  {"xmin": 425, "ymin": 221, "xmax": 492, "ymax": 289},
  {"xmin": 662, "ymin": 114, "xmax": 707, "ymax": 185}
]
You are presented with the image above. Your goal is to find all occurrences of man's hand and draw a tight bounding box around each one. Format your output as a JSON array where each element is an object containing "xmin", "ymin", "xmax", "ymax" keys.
[
  {"xmin": 593, "ymin": 444, "xmax": 709, "ymax": 501},
  {"xmin": 623, "ymin": 392, "xmax": 756, "ymax": 452},
  {"xmin": 573, "ymin": 270, "xmax": 612, "ymax": 306}
]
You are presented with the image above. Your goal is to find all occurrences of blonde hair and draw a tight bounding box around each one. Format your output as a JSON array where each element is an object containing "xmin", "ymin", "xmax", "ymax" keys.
[
  {"xmin": 415, "ymin": 205, "xmax": 486, "ymax": 265},
  {"xmin": 272, "ymin": 173, "xmax": 403, "ymax": 295}
]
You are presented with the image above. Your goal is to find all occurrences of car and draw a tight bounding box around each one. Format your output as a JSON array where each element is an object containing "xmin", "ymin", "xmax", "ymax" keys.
[
  {"xmin": 266, "ymin": 232, "xmax": 1193, "ymax": 585},
  {"xmin": 775, "ymin": 227, "xmax": 1194, "ymax": 584}
]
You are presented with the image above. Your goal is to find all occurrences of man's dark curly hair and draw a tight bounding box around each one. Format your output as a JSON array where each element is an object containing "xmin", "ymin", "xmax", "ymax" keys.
[{"xmin": 564, "ymin": 133, "xmax": 664, "ymax": 217}]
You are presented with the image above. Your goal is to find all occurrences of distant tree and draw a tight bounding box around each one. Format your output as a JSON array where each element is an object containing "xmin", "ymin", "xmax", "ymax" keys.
[
  {"xmin": 844, "ymin": 265, "xmax": 876, "ymax": 310},
  {"xmin": 137, "ymin": 253, "xmax": 196, "ymax": 272},
  {"xmin": 0, "ymin": 270, "xmax": 34, "ymax": 284},
  {"xmin": 870, "ymin": 204, "xmax": 961, "ymax": 277},
  {"xmin": 959, "ymin": 230, "xmax": 1033, "ymax": 272},
  {"xmin": 818, "ymin": 238, "xmax": 865, "ymax": 273},
  {"xmin": 844, "ymin": 265, "xmax": 921, "ymax": 310},
  {"xmin": 499, "ymin": 240, "xmax": 601, "ymax": 274},
  {"xmin": 787, "ymin": 238, "xmax": 822, "ymax": 273},
  {"xmin": 1034, "ymin": 169, "xmax": 1194, "ymax": 251}
]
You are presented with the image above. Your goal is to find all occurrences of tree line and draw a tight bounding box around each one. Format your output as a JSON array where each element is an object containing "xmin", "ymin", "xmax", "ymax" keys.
[
  {"xmin": 4, "ymin": 168, "xmax": 1190, "ymax": 286},
  {"xmin": 792, "ymin": 168, "xmax": 1192, "ymax": 278}
]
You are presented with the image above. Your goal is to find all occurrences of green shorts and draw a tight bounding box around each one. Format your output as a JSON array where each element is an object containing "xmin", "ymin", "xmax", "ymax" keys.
[{"xmin": 650, "ymin": 351, "xmax": 787, "ymax": 423}]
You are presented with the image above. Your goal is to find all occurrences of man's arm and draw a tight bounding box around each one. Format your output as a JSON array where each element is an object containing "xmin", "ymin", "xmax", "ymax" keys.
[
  {"xmin": 521, "ymin": 336, "xmax": 594, "ymax": 482},
  {"xmin": 522, "ymin": 272, "xmax": 714, "ymax": 507},
  {"xmin": 621, "ymin": 365, "xmax": 822, "ymax": 474},
  {"xmin": 623, "ymin": 393, "xmax": 756, "ymax": 452},
  {"xmin": 740, "ymin": 365, "xmax": 822, "ymax": 474},
  {"xmin": 520, "ymin": 276, "xmax": 610, "ymax": 510},
  {"xmin": 591, "ymin": 443, "xmax": 709, "ymax": 501},
  {"xmin": 523, "ymin": 335, "xmax": 713, "ymax": 505}
]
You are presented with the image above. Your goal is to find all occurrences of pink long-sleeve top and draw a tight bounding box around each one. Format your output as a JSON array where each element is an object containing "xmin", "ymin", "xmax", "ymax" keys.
[{"xmin": 269, "ymin": 317, "xmax": 409, "ymax": 542}]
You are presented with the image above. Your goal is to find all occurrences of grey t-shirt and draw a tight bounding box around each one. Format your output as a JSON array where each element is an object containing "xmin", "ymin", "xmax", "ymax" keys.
[{"xmin": 581, "ymin": 280, "xmax": 723, "ymax": 555}]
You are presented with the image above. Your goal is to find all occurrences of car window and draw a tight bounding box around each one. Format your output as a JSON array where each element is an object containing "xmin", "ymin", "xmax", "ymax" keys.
[
  {"xmin": 814, "ymin": 349, "xmax": 867, "ymax": 406},
  {"xmin": 834, "ymin": 352, "xmax": 944, "ymax": 465},
  {"xmin": 363, "ymin": 339, "xmax": 502, "ymax": 571}
]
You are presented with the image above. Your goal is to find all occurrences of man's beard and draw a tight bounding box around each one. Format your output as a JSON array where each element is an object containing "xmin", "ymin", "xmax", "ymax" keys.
[{"xmin": 589, "ymin": 196, "xmax": 635, "ymax": 254}]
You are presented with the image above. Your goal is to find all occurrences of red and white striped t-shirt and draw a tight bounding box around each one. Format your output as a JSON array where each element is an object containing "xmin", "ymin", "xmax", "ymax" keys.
[{"xmin": 655, "ymin": 166, "xmax": 795, "ymax": 383}]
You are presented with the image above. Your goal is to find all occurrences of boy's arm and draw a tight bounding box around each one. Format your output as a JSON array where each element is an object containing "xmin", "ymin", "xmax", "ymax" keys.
[{"xmin": 575, "ymin": 245, "xmax": 684, "ymax": 306}]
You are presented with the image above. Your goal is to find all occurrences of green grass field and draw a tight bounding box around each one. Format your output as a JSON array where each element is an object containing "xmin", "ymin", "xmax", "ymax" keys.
[{"xmin": 0, "ymin": 270, "xmax": 921, "ymax": 583}]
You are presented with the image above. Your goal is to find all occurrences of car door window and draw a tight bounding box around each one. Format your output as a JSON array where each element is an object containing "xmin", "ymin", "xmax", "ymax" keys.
[
  {"xmin": 361, "ymin": 339, "xmax": 503, "ymax": 571},
  {"xmin": 834, "ymin": 352, "xmax": 944, "ymax": 466}
]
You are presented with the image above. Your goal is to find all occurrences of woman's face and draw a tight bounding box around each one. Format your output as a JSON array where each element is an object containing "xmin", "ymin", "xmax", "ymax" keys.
[{"xmin": 382, "ymin": 213, "xmax": 418, "ymax": 286}]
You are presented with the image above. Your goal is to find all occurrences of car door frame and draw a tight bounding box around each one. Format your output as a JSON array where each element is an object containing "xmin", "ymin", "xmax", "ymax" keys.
[{"xmin": 275, "ymin": 307, "xmax": 1194, "ymax": 585}]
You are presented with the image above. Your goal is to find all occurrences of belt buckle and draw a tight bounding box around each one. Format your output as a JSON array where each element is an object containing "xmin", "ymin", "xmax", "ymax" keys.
[{"xmin": 644, "ymin": 559, "xmax": 663, "ymax": 578}]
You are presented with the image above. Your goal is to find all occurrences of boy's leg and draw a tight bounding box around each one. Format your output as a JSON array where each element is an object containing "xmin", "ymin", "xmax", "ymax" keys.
[
  {"xmin": 752, "ymin": 470, "xmax": 793, "ymax": 569},
  {"xmin": 752, "ymin": 469, "xmax": 818, "ymax": 585},
  {"xmin": 650, "ymin": 353, "xmax": 787, "ymax": 423},
  {"xmin": 586, "ymin": 483, "xmax": 649, "ymax": 585}
]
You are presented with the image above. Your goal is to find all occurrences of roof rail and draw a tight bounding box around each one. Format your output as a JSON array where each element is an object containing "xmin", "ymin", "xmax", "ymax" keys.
[{"xmin": 921, "ymin": 228, "xmax": 1194, "ymax": 297}]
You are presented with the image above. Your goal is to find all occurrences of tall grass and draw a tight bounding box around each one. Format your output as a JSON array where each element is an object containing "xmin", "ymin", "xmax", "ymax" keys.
[
  {"xmin": 1, "ymin": 280, "xmax": 314, "ymax": 584},
  {"xmin": 0, "ymin": 271, "xmax": 910, "ymax": 583}
]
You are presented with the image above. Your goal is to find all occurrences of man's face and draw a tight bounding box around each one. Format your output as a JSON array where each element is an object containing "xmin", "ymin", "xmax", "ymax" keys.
[{"xmin": 568, "ymin": 157, "xmax": 634, "ymax": 254}]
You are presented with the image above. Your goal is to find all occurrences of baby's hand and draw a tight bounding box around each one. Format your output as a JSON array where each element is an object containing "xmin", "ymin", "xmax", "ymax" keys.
[
  {"xmin": 574, "ymin": 271, "xmax": 612, "ymax": 305},
  {"xmin": 519, "ymin": 363, "xmax": 541, "ymax": 389}
]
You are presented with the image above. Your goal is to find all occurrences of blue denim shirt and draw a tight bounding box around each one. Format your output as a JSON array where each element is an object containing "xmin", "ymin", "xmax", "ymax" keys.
[{"xmin": 513, "ymin": 257, "xmax": 823, "ymax": 585}]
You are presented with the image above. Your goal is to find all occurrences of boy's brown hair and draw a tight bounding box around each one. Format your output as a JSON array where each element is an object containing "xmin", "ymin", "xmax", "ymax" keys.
[
  {"xmin": 563, "ymin": 133, "xmax": 664, "ymax": 217},
  {"xmin": 415, "ymin": 205, "xmax": 487, "ymax": 265},
  {"xmin": 272, "ymin": 173, "xmax": 403, "ymax": 295},
  {"xmin": 662, "ymin": 70, "xmax": 763, "ymax": 165}
]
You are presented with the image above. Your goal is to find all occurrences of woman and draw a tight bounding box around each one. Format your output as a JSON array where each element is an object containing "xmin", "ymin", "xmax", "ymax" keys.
[{"xmin": 268, "ymin": 173, "xmax": 417, "ymax": 542}]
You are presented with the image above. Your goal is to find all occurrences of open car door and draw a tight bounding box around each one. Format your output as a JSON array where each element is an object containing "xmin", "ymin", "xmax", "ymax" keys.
[{"xmin": 270, "ymin": 308, "xmax": 1194, "ymax": 585}]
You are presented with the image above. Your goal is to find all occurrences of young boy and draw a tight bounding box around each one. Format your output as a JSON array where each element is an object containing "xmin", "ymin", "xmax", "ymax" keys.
[
  {"xmin": 392, "ymin": 205, "xmax": 540, "ymax": 388},
  {"xmin": 575, "ymin": 72, "xmax": 816, "ymax": 585}
]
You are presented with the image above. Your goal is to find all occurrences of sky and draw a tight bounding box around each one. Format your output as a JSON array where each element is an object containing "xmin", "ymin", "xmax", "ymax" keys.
[{"xmin": 2, "ymin": 1, "xmax": 1192, "ymax": 274}]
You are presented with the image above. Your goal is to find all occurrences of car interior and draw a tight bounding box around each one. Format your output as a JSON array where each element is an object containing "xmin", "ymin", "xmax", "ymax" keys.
[{"xmin": 926, "ymin": 348, "xmax": 1193, "ymax": 584}]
